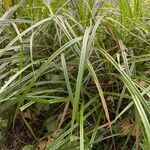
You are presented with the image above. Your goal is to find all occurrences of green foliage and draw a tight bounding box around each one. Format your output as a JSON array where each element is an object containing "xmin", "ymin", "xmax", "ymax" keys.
[{"xmin": 0, "ymin": 0, "xmax": 150, "ymax": 149}]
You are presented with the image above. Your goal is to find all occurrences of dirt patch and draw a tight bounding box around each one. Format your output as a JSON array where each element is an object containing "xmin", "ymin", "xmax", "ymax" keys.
[{"xmin": 5, "ymin": 118, "xmax": 34, "ymax": 150}]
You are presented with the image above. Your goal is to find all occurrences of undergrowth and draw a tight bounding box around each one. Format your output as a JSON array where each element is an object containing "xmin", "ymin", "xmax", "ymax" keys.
[{"xmin": 0, "ymin": 0, "xmax": 150, "ymax": 150}]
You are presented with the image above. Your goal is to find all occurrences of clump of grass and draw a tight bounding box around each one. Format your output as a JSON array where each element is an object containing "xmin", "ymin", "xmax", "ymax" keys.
[{"xmin": 0, "ymin": 0, "xmax": 150, "ymax": 149}]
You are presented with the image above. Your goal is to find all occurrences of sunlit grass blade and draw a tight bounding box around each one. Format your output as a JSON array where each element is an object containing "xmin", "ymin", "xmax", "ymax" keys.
[
  {"xmin": 71, "ymin": 27, "xmax": 91, "ymax": 129},
  {"xmin": 80, "ymin": 102, "xmax": 84, "ymax": 150},
  {"xmin": 61, "ymin": 53, "xmax": 74, "ymax": 102}
]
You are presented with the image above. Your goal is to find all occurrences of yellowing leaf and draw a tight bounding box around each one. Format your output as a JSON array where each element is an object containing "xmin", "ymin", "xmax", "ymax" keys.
[{"xmin": 3, "ymin": 0, "xmax": 12, "ymax": 11}]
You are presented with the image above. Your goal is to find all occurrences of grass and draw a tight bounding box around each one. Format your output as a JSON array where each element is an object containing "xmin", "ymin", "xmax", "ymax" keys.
[{"xmin": 0, "ymin": 0, "xmax": 150, "ymax": 149}]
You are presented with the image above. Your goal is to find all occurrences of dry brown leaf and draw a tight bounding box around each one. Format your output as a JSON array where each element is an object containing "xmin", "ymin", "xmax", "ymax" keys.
[
  {"xmin": 121, "ymin": 119, "xmax": 136, "ymax": 136},
  {"xmin": 131, "ymin": 127, "xmax": 137, "ymax": 137},
  {"xmin": 107, "ymin": 96, "xmax": 114, "ymax": 102},
  {"xmin": 122, "ymin": 122, "xmax": 131, "ymax": 135},
  {"xmin": 36, "ymin": 140, "xmax": 47, "ymax": 150},
  {"xmin": 23, "ymin": 110, "xmax": 32, "ymax": 120}
]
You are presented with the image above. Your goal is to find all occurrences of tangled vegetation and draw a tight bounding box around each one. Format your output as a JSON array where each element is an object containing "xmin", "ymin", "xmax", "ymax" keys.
[{"xmin": 0, "ymin": 0, "xmax": 150, "ymax": 149}]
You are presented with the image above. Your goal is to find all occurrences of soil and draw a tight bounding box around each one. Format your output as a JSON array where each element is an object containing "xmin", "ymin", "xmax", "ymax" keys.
[{"xmin": 5, "ymin": 118, "xmax": 34, "ymax": 150}]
